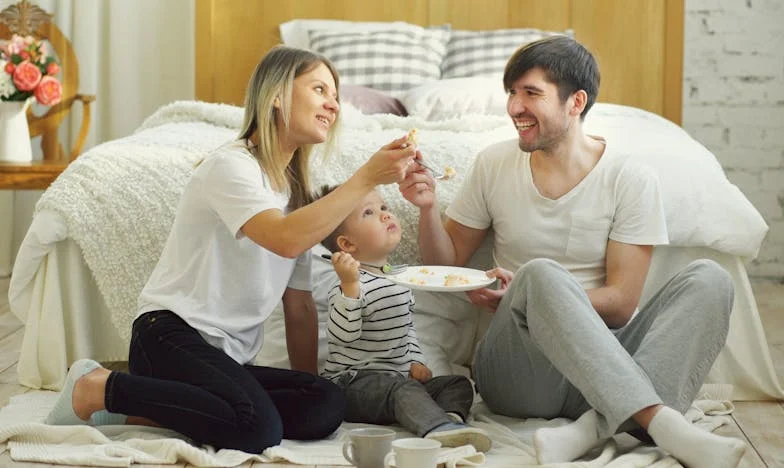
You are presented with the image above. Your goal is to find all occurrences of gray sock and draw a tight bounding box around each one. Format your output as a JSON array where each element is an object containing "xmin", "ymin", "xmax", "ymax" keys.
[{"xmin": 90, "ymin": 410, "xmax": 128, "ymax": 426}]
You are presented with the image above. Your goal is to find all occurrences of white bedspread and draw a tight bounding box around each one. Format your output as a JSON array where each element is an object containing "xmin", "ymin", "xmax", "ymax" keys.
[
  {"xmin": 0, "ymin": 391, "xmax": 736, "ymax": 467},
  {"xmin": 28, "ymin": 100, "xmax": 767, "ymax": 345}
]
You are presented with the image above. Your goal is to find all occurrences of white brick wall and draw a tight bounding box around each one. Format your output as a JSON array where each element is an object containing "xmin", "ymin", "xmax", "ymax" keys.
[{"xmin": 684, "ymin": 0, "xmax": 784, "ymax": 278}]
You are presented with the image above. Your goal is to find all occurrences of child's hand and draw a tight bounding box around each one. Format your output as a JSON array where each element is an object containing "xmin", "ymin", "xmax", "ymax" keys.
[
  {"xmin": 409, "ymin": 363, "xmax": 432, "ymax": 383},
  {"xmin": 331, "ymin": 251, "xmax": 360, "ymax": 298}
]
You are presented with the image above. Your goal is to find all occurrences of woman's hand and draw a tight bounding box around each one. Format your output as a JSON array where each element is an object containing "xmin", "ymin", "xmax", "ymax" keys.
[
  {"xmin": 356, "ymin": 135, "xmax": 418, "ymax": 187},
  {"xmin": 409, "ymin": 363, "xmax": 433, "ymax": 383},
  {"xmin": 331, "ymin": 252, "xmax": 360, "ymax": 298},
  {"xmin": 465, "ymin": 267, "xmax": 514, "ymax": 312}
]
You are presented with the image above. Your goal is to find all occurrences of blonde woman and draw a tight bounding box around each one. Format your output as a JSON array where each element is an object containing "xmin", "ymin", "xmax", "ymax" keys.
[{"xmin": 44, "ymin": 46, "xmax": 418, "ymax": 454}]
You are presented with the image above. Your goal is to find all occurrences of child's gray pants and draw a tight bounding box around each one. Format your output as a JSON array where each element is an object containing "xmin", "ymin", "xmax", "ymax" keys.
[{"xmin": 336, "ymin": 371, "xmax": 474, "ymax": 436}]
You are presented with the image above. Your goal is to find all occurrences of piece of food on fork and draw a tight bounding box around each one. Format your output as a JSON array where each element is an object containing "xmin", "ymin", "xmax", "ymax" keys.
[
  {"xmin": 407, "ymin": 128, "xmax": 418, "ymax": 146},
  {"xmin": 405, "ymin": 128, "xmax": 456, "ymax": 180}
]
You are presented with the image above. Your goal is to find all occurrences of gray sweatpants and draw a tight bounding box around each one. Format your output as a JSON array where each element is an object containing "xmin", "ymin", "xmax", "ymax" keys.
[
  {"xmin": 473, "ymin": 258, "xmax": 733, "ymax": 439},
  {"xmin": 336, "ymin": 371, "xmax": 474, "ymax": 436}
]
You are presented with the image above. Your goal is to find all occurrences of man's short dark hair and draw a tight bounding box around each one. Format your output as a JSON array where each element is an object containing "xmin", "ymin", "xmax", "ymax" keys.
[
  {"xmin": 503, "ymin": 36, "xmax": 600, "ymax": 120},
  {"xmin": 316, "ymin": 184, "xmax": 344, "ymax": 253}
]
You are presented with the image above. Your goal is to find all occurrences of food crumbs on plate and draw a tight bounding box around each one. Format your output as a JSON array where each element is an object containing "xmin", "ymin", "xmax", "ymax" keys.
[
  {"xmin": 409, "ymin": 276, "xmax": 426, "ymax": 285},
  {"xmin": 444, "ymin": 274, "xmax": 470, "ymax": 287}
]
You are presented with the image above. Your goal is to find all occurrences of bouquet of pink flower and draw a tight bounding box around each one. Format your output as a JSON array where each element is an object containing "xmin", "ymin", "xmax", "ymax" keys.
[{"xmin": 0, "ymin": 33, "xmax": 62, "ymax": 106}]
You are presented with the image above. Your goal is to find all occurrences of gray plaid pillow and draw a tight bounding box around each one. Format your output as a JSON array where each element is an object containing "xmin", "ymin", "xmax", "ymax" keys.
[
  {"xmin": 308, "ymin": 27, "xmax": 450, "ymax": 92},
  {"xmin": 441, "ymin": 29, "xmax": 570, "ymax": 79}
]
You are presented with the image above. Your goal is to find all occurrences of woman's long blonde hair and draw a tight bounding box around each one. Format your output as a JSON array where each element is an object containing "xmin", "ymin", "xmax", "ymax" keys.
[{"xmin": 238, "ymin": 45, "xmax": 340, "ymax": 210}]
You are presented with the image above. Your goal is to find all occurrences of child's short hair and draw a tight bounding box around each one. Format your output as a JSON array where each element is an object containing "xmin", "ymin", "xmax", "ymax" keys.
[{"xmin": 316, "ymin": 184, "xmax": 345, "ymax": 253}]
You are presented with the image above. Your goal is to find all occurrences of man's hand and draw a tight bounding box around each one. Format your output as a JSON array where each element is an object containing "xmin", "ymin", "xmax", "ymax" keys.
[
  {"xmin": 331, "ymin": 252, "xmax": 360, "ymax": 298},
  {"xmin": 409, "ymin": 363, "xmax": 433, "ymax": 383},
  {"xmin": 465, "ymin": 267, "xmax": 514, "ymax": 312},
  {"xmin": 399, "ymin": 163, "xmax": 436, "ymax": 209}
]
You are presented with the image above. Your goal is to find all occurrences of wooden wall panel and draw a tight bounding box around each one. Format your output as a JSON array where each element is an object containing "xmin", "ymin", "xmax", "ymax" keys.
[
  {"xmin": 195, "ymin": 0, "xmax": 683, "ymax": 124},
  {"xmin": 196, "ymin": 0, "xmax": 428, "ymax": 105},
  {"xmin": 508, "ymin": 0, "xmax": 571, "ymax": 31},
  {"xmin": 664, "ymin": 0, "xmax": 684, "ymax": 125},
  {"xmin": 429, "ymin": 0, "xmax": 513, "ymax": 29},
  {"xmin": 571, "ymin": 0, "xmax": 666, "ymax": 121}
]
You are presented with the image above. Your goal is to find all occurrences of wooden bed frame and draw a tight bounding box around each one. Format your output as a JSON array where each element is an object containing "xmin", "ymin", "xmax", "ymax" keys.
[{"xmin": 195, "ymin": 0, "xmax": 684, "ymax": 125}]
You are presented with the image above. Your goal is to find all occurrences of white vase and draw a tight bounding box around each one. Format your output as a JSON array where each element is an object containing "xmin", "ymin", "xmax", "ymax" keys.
[{"xmin": 0, "ymin": 99, "xmax": 33, "ymax": 163}]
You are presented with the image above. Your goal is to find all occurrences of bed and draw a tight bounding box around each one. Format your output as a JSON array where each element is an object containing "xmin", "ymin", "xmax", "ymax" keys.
[
  {"xmin": 4, "ymin": 2, "xmax": 783, "ymax": 466},
  {"xmin": 5, "ymin": 99, "xmax": 781, "ymax": 466}
]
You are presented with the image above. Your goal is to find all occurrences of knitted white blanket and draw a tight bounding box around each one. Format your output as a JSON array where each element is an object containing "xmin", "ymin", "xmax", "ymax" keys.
[
  {"xmin": 33, "ymin": 100, "xmax": 766, "ymax": 345},
  {"xmin": 34, "ymin": 102, "xmax": 240, "ymax": 341},
  {"xmin": 33, "ymin": 101, "xmax": 515, "ymax": 342},
  {"xmin": 0, "ymin": 390, "xmax": 734, "ymax": 467}
]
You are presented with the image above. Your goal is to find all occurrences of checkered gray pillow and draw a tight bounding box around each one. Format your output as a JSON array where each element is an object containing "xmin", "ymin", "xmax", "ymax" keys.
[
  {"xmin": 441, "ymin": 29, "xmax": 570, "ymax": 79},
  {"xmin": 308, "ymin": 27, "xmax": 450, "ymax": 92}
]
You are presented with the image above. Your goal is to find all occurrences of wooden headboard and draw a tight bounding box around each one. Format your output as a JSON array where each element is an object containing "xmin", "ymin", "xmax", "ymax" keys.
[{"xmin": 195, "ymin": 0, "xmax": 683, "ymax": 124}]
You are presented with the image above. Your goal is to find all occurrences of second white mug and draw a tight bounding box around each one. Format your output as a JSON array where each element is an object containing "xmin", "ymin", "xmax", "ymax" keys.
[{"xmin": 383, "ymin": 437, "xmax": 441, "ymax": 468}]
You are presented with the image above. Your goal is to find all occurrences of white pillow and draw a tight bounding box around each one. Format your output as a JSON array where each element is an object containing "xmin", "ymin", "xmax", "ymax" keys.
[
  {"xmin": 401, "ymin": 76, "xmax": 508, "ymax": 120},
  {"xmin": 280, "ymin": 19, "xmax": 425, "ymax": 50},
  {"xmin": 308, "ymin": 27, "xmax": 450, "ymax": 92},
  {"xmin": 584, "ymin": 103, "xmax": 768, "ymax": 259},
  {"xmin": 441, "ymin": 28, "xmax": 571, "ymax": 79}
]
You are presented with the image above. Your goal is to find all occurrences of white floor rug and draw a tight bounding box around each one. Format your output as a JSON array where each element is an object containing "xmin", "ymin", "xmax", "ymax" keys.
[{"xmin": 0, "ymin": 391, "xmax": 735, "ymax": 467}]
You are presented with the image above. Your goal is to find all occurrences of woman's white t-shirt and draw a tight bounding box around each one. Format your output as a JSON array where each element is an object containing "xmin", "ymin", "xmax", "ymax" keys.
[
  {"xmin": 138, "ymin": 142, "xmax": 312, "ymax": 364},
  {"xmin": 446, "ymin": 138, "xmax": 668, "ymax": 290}
]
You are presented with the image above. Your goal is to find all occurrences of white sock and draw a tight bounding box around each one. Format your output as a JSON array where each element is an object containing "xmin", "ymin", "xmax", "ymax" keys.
[
  {"xmin": 533, "ymin": 409, "xmax": 604, "ymax": 463},
  {"xmin": 648, "ymin": 407, "xmax": 746, "ymax": 468}
]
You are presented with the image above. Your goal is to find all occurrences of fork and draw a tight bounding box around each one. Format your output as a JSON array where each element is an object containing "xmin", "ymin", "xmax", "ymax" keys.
[
  {"xmin": 402, "ymin": 141, "xmax": 447, "ymax": 180},
  {"xmin": 416, "ymin": 160, "xmax": 447, "ymax": 180},
  {"xmin": 320, "ymin": 254, "xmax": 409, "ymax": 275},
  {"xmin": 408, "ymin": 159, "xmax": 451, "ymax": 180}
]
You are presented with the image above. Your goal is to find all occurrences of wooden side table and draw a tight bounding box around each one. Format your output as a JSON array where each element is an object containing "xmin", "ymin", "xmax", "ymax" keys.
[{"xmin": 0, "ymin": 160, "xmax": 69, "ymax": 190}]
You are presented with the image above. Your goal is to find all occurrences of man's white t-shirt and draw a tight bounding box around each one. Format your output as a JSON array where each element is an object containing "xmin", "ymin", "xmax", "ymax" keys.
[
  {"xmin": 138, "ymin": 142, "xmax": 312, "ymax": 365},
  {"xmin": 446, "ymin": 138, "xmax": 669, "ymax": 290}
]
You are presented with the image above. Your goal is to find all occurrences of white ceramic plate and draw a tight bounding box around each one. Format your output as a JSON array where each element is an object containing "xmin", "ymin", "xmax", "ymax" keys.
[{"xmin": 387, "ymin": 266, "xmax": 496, "ymax": 292}]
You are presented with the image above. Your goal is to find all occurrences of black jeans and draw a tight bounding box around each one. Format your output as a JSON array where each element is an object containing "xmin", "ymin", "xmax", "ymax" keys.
[{"xmin": 105, "ymin": 310, "xmax": 346, "ymax": 453}]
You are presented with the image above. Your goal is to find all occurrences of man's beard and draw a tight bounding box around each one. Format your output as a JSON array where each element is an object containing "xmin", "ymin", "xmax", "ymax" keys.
[{"xmin": 518, "ymin": 117, "xmax": 571, "ymax": 153}]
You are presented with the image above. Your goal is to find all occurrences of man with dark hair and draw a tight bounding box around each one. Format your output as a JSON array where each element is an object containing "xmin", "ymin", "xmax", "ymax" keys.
[{"xmin": 400, "ymin": 36, "xmax": 745, "ymax": 468}]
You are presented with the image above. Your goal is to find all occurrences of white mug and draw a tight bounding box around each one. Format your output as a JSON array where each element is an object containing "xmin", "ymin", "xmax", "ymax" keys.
[
  {"xmin": 383, "ymin": 437, "xmax": 441, "ymax": 468},
  {"xmin": 342, "ymin": 427, "xmax": 396, "ymax": 468}
]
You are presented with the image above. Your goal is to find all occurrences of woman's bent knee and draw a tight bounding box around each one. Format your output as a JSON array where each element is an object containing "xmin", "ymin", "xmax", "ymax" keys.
[
  {"xmin": 214, "ymin": 418, "xmax": 283, "ymax": 454},
  {"xmin": 300, "ymin": 377, "xmax": 346, "ymax": 439}
]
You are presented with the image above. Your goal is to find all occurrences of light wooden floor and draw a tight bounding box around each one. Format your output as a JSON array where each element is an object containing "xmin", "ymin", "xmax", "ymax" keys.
[{"xmin": 0, "ymin": 276, "xmax": 782, "ymax": 467}]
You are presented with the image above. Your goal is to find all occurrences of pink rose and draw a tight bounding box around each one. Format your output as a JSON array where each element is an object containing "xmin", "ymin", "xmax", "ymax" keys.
[
  {"xmin": 34, "ymin": 75, "xmax": 62, "ymax": 106},
  {"xmin": 19, "ymin": 50, "xmax": 30, "ymax": 61},
  {"xmin": 46, "ymin": 62, "xmax": 59, "ymax": 76},
  {"xmin": 4, "ymin": 62, "xmax": 14, "ymax": 74},
  {"xmin": 13, "ymin": 60, "xmax": 41, "ymax": 91}
]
